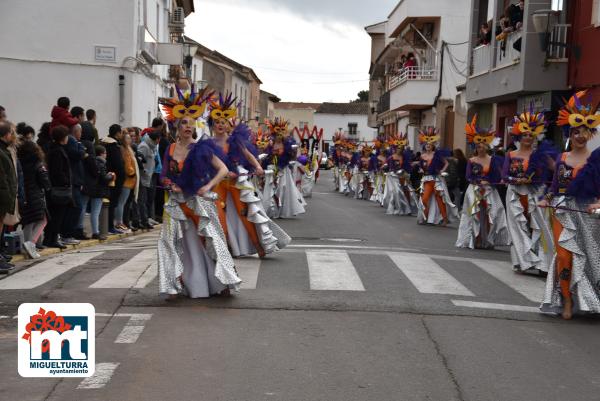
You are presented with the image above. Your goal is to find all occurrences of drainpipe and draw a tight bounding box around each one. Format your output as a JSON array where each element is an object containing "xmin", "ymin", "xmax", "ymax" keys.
[
  {"xmin": 119, "ymin": 74, "xmax": 125, "ymax": 123},
  {"xmin": 432, "ymin": 41, "xmax": 446, "ymax": 128}
]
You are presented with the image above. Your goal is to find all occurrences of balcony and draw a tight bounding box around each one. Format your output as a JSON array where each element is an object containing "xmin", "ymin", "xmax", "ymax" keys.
[
  {"xmin": 471, "ymin": 44, "xmax": 491, "ymax": 76},
  {"xmin": 495, "ymin": 31, "xmax": 522, "ymax": 69}
]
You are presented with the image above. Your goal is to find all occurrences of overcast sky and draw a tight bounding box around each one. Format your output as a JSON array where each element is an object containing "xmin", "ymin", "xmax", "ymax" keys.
[{"xmin": 185, "ymin": 0, "xmax": 397, "ymax": 103}]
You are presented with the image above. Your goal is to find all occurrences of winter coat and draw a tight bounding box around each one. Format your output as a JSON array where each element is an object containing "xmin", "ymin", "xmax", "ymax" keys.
[
  {"xmin": 50, "ymin": 106, "xmax": 78, "ymax": 129},
  {"xmin": 64, "ymin": 136, "xmax": 86, "ymax": 187},
  {"xmin": 0, "ymin": 140, "xmax": 17, "ymax": 215},
  {"xmin": 101, "ymin": 136, "xmax": 125, "ymax": 188},
  {"xmin": 19, "ymin": 150, "xmax": 51, "ymax": 225},
  {"xmin": 137, "ymin": 135, "xmax": 157, "ymax": 187},
  {"xmin": 81, "ymin": 121, "xmax": 98, "ymax": 144},
  {"xmin": 83, "ymin": 157, "xmax": 113, "ymax": 199},
  {"xmin": 47, "ymin": 142, "xmax": 72, "ymax": 189}
]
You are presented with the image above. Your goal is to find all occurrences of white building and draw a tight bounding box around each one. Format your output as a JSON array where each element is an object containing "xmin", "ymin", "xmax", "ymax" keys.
[
  {"xmin": 314, "ymin": 103, "xmax": 376, "ymax": 145},
  {"xmin": 0, "ymin": 0, "xmax": 194, "ymax": 135},
  {"xmin": 366, "ymin": 0, "xmax": 470, "ymax": 150}
]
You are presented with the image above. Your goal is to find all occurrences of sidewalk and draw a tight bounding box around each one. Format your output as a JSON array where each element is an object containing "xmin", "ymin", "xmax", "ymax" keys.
[{"xmin": 7, "ymin": 226, "xmax": 160, "ymax": 264}]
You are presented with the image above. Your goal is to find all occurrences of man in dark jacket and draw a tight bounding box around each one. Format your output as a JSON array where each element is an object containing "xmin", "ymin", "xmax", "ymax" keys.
[
  {"xmin": 81, "ymin": 109, "xmax": 99, "ymax": 145},
  {"xmin": 0, "ymin": 121, "xmax": 17, "ymax": 272},
  {"xmin": 137, "ymin": 130, "xmax": 160, "ymax": 229},
  {"xmin": 50, "ymin": 97, "xmax": 78, "ymax": 130},
  {"xmin": 101, "ymin": 124, "xmax": 125, "ymax": 234}
]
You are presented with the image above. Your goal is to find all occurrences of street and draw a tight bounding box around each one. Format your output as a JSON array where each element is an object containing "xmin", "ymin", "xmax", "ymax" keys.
[{"xmin": 1, "ymin": 170, "xmax": 599, "ymax": 401}]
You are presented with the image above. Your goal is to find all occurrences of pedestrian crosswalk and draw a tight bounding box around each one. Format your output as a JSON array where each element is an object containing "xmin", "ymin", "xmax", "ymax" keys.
[{"xmin": 0, "ymin": 247, "xmax": 546, "ymax": 310}]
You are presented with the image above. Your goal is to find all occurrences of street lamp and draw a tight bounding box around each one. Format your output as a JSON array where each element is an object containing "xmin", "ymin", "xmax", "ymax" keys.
[{"xmin": 183, "ymin": 43, "xmax": 198, "ymax": 79}]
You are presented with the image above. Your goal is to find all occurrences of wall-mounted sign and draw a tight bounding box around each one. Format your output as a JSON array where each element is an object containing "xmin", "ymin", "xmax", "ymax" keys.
[{"xmin": 94, "ymin": 46, "xmax": 117, "ymax": 63}]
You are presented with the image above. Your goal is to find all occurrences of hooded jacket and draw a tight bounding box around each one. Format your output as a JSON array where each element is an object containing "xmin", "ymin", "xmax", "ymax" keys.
[
  {"xmin": 101, "ymin": 136, "xmax": 125, "ymax": 188},
  {"xmin": 50, "ymin": 106, "xmax": 78, "ymax": 129},
  {"xmin": 137, "ymin": 134, "xmax": 158, "ymax": 187}
]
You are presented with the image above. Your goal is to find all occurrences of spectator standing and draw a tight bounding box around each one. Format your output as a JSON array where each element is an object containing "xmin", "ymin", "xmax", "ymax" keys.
[
  {"xmin": 453, "ymin": 149, "xmax": 468, "ymax": 211},
  {"xmin": 0, "ymin": 106, "xmax": 6, "ymax": 122},
  {"xmin": 81, "ymin": 109, "xmax": 99, "ymax": 145},
  {"xmin": 101, "ymin": 124, "xmax": 126, "ymax": 234},
  {"xmin": 137, "ymin": 130, "xmax": 160, "ymax": 229},
  {"xmin": 37, "ymin": 122, "xmax": 52, "ymax": 155},
  {"xmin": 44, "ymin": 126, "xmax": 72, "ymax": 249},
  {"xmin": 16, "ymin": 123, "xmax": 35, "ymax": 141},
  {"xmin": 60, "ymin": 119, "xmax": 86, "ymax": 243},
  {"xmin": 0, "ymin": 122, "xmax": 17, "ymax": 272},
  {"xmin": 116, "ymin": 132, "xmax": 139, "ymax": 233},
  {"xmin": 50, "ymin": 97, "xmax": 78, "ymax": 129},
  {"xmin": 18, "ymin": 140, "xmax": 50, "ymax": 259},
  {"xmin": 81, "ymin": 145, "xmax": 114, "ymax": 240},
  {"xmin": 478, "ymin": 23, "xmax": 492, "ymax": 46}
]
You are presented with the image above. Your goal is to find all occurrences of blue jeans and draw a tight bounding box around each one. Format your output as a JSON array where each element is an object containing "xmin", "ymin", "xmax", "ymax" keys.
[
  {"xmin": 79, "ymin": 196, "xmax": 103, "ymax": 235},
  {"xmin": 114, "ymin": 187, "xmax": 131, "ymax": 225}
]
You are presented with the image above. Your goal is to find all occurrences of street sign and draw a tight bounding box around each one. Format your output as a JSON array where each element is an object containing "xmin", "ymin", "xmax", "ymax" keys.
[{"xmin": 94, "ymin": 46, "xmax": 116, "ymax": 63}]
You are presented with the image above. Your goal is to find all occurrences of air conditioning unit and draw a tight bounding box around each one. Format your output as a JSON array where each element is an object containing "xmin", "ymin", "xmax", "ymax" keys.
[
  {"xmin": 409, "ymin": 110, "xmax": 421, "ymax": 125},
  {"xmin": 170, "ymin": 7, "xmax": 185, "ymax": 27},
  {"xmin": 140, "ymin": 41, "xmax": 158, "ymax": 65}
]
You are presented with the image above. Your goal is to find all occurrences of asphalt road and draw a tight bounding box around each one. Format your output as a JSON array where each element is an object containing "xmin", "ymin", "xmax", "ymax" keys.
[{"xmin": 1, "ymin": 170, "xmax": 599, "ymax": 401}]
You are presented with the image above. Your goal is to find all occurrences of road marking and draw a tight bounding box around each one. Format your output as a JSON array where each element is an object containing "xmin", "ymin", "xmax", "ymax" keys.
[
  {"xmin": 236, "ymin": 256, "xmax": 261, "ymax": 290},
  {"xmin": 0, "ymin": 252, "xmax": 103, "ymax": 289},
  {"xmin": 134, "ymin": 261, "xmax": 157, "ymax": 288},
  {"xmin": 0, "ymin": 316, "xmax": 8, "ymax": 319},
  {"xmin": 114, "ymin": 313, "xmax": 151, "ymax": 344},
  {"xmin": 388, "ymin": 252, "xmax": 475, "ymax": 296},
  {"xmin": 289, "ymin": 244, "xmax": 413, "ymax": 251},
  {"xmin": 452, "ymin": 300, "xmax": 540, "ymax": 313},
  {"xmin": 307, "ymin": 250, "xmax": 365, "ymax": 291},
  {"xmin": 77, "ymin": 363, "xmax": 120, "ymax": 389},
  {"xmin": 89, "ymin": 249, "xmax": 156, "ymax": 289},
  {"xmin": 471, "ymin": 260, "xmax": 545, "ymax": 303}
]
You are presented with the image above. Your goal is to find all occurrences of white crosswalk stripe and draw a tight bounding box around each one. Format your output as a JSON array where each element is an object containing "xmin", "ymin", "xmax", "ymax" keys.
[
  {"xmin": 470, "ymin": 259, "xmax": 544, "ymax": 303},
  {"xmin": 236, "ymin": 256, "xmax": 261, "ymax": 290},
  {"xmin": 0, "ymin": 252, "xmax": 103, "ymax": 290},
  {"xmin": 387, "ymin": 252, "xmax": 475, "ymax": 297},
  {"xmin": 89, "ymin": 249, "xmax": 157, "ymax": 289},
  {"xmin": 307, "ymin": 250, "xmax": 365, "ymax": 291}
]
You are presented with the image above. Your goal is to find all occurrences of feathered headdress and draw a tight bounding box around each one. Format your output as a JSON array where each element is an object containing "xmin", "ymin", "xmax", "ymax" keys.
[
  {"xmin": 465, "ymin": 115, "xmax": 500, "ymax": 148},
  {"xmin": 158, "ymin": 85, "xmax": 214, "ymax": 122},
  {"xmin": 418, "ymin": 127, "xmax": 440, "ymax": 147},
  {"xmin": 334, "ymin": 131, "xmax": 346, "ymax": 145},
  {"xmin": 265, "ymin": 118, "xmax": 289, "ymax": 140},
  {"xmin": 254, "ymin": 127, "xmax": 271, "ymax": 150},
  {"xmin": 360, "ymin": 142, "xmax": 374, "ymax": 155},
  {"xmin": 209, "ymin": 92, "xmax": 238, "ymax": 122},
  {"xmin": 387, "ymin": 132, "xmax": 409, "ymax": 149},
  {"xmin": 511, "ymin": 103, "xmax": 546, "ymax": 140},
  {"xmin": 557, "ymin": 91, "xmax": 600, "ymax": 138}
]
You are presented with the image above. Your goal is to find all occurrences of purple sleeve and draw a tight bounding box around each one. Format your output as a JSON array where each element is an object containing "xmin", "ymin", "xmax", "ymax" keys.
[
  {"xmin": 502, "ymin": 153, "xmax": 511, "ymax": 183},
  {"xmin": 548, "ymin": 154, "xmax": 562, "ymax": 196},
  {"xmin": 160, "ymin": 146, "xmax": 171, "ymax": 185},
  {"xmin": 465, "ymin": 160, "xmax": 474, "ymax": 184}
]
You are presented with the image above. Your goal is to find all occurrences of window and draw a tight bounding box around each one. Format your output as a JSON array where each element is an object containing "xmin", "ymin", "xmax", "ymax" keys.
[
  {"xmin": 551, "ymin": 0, "xmax": 563, "ymax": 11},
  {"xmin": 348, "ymin": 123, "xmax": 358, "ymax": 136},
  {"xmin": 593, "ymin": 0, "xmax": 600, "ymax": 27}
]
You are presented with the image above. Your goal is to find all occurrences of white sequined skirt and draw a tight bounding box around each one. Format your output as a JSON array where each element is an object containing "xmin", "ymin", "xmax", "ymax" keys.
[
  {"xmin": 383, "ymin": 173, "xmax": 416, "ymax": 216},
  {"xmin": 417, "ymin": 175, "xmax": 459, "ymax": 225},
  {"xmin": 506, "ymin": 184, "xmax": 554, "ymax": 271},
  {"xmin": 158, "ymin": 193, "xmax": 241, "ymax": 298},
  {"xmin": 274, "ymin": 165, "xmax": 306, "ymax": 218},
  {"xmin": 541, "ymin": 197, "xmax": 600, "ymax": 315},
  {"xmin": 456, "ymin": 184, "xmax": 511, "ymax": 249}
]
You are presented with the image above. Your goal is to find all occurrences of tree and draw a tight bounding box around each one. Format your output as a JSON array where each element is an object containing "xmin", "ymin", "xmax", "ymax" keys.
[{"xmin": 351, "ymin": 90, "xmax": 369, "ymax": 103}]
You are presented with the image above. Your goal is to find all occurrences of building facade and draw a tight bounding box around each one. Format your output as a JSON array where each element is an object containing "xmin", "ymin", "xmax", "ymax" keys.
[
  {"xmin": 0, "ymin": 0, "xmax": 194, "ymax": 135},
  {"xmin": 366, "ymin": 0, "xmax": 471, "ymax": 151},
  {"xmin": 314, "ymin": 103, "xmax": 376, "ymax": 146},
  {"xmin": 273, "ymin": 103, "xmax": 321, "ymax": 131}
]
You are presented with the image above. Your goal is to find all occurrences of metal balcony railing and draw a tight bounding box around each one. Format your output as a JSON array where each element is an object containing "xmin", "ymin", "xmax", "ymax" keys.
[
  {"xmin": 471, "ymin": 44, "xmax": 491, "ymax": 76},
  {"xmin": 547, "ymin": 24, "xmax": 570, "ymax": 60},
  {"xmin": 495, "ymin": 31, "xmax": 522, "ymax": 69},
  {"xmin": 378, "ymin": 91, "xmax": 390, "ymax": 114},
  {"xmin": 388, "ymin": 66, "xmax": 438, "ymax": 90}
]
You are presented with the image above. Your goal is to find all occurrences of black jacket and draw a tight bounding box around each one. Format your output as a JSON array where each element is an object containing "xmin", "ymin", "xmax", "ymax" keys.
[
  {"xmin": 83, "ymin": 157, "xmax": 113, "ymax": 199},
  {"xmin": 64, "ymin": 136, "xmax": 86, "ymax": 187},
  {"xmin": 19, "ymin": 147, "xmax": 51, "ymax": 225},
  {"xmin": 102, "ymin": 137, "xmax": 125, "ymax": 187},
  {"xmin": 47, "ymin": 142, "xmax": 72, "ymax": 188},
  {"xmin": 0, "ymin": 140, "xmax": 17, "ymax": 215}
]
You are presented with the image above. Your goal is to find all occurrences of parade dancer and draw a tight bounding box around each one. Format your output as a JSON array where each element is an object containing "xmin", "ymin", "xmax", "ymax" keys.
[
  {"xmin": 254, "ymin": 127, "xmax": 277, "ymax": 215},
  {"xmin": 209, "ymin": 94, "xmax": 291, "ymax": 257},
  {"xmin": 370, "ymin": 137, "xmax": 387, "ymax": 204},
  {"xmin": 383, "ymin": 133, "xmax": 416, "ymax": 216},
  {"xmin": 265, "ymin": 118, "xmax": 306, "ymax": 218},
  {"xmin": 539, "ymin": 92, "xmax": 600, "ymax": 319},
  {"xmin": 415, "ymin": 128, "xmax": 458, "ymax": 225},
  {"xmin": 294, "ymin": 126, "xmax": 323, "ymax": 198},
  {"xmin": 456, "ymin": 116, "xmax": 510, "ymax": 249},
  {"xmin": 157, "ymin": 87, "xmax": 241, "ymax": 298},
  {"xmin": 354, "ymin": 143, "xmax": 375, "ymax": 200},
  {"xmin": 503, "ymin": 108, "xmax": 556, "ymax": 273}
]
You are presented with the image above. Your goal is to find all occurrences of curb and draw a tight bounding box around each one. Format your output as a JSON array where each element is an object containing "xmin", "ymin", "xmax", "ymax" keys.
[{"xmin": 8, "ymin": 226, "xmax": 160, "ymax": 264}]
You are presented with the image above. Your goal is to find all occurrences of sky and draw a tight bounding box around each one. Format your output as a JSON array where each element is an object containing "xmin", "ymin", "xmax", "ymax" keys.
[{"xmin": 185, "ymin": 0, "xmax": 398, "ymax": 103}]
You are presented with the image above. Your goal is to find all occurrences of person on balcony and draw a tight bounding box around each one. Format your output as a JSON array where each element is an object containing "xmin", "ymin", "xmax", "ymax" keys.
[
  {"xmin": 404, "ymin": 53, "xmax": 418, "ymax": 79},
  {"xmin": 478, "ymin": 23, "xmax": 492, "ymax": 46}
]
